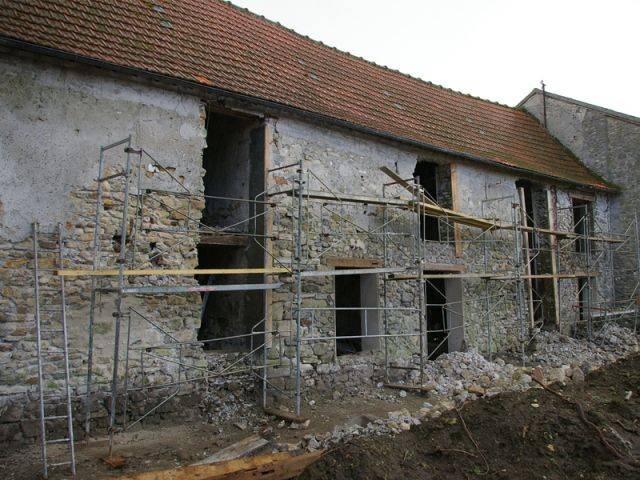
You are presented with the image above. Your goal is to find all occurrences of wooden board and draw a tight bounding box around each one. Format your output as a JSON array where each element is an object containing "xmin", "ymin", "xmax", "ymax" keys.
[
  {"xmin": 280, "ymin": 183, "xmax": 624, "ymax": 242},
  {"xmin": 263, "ymin": 407, "xmax": 308, "ymax": 424},
  {"xmin": 384, "ymin": 383, "xmax": 434, "ymax": 393},
  {"xmin": 117, "ymin": 450, "xmax": 324, "ymax": 480},
  {"xmin": 192, "ymin": 435, "xmax": 269, "ymax": 466},
  {"xmin": 450, "ymin": 163, "xmax": 463, "ymax": 257},
  {"xmin": 199, "ymin": 233, "xmax": 250, "ymax": 247},
  {"xmin": 56, "ymin": 267, "xmax": 290, "ymax": 277},
  {"xmin": 325, "ymin": 257, "xmax": 383, "ymax": 268}
]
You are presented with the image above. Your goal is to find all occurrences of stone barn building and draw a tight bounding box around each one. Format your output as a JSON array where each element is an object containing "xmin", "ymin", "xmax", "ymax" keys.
[
  {"xmin": 0, "ymin": 0, "xmax": 634, "ymax": 458},
  {"xmin": 520, "ymin": 89, "xmax": 640, "ymax": 302}
]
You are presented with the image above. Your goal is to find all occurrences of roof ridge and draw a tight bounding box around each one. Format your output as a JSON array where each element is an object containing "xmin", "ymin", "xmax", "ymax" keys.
[
  {"xmin": 222, "ymin": 0, "xmax": 515, "ymax": 111},
  {"xmin": 519, "ymin": 88, "xmax": 640, "ymax": 124}
]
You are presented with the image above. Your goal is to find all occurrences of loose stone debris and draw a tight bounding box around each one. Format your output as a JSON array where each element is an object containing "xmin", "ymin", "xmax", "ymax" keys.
[{"xmin": 291, "ymin": 324, "xmax": 640, "ymax": 452}]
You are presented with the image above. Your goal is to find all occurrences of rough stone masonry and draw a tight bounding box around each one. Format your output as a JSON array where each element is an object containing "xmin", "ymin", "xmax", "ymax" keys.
[{"xmin": 0, "ymin": 47, "xmax": 622, "ymax": 446}]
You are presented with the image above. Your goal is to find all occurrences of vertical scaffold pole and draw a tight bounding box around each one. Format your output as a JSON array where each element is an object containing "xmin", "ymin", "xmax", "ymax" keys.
[
  {"xmin": 584, "ymin": 209, "xmax": 593, "ymax": 341},
  {"xmin": 414, "ymin": 178, "xmax": 425, "ymax": 384},
  {"xmin": 634, "ymin": 212, "xmax": 640, "ymax": 333},
  {"xmin": 294, "ymin": 158, "xmax": 304, "ymax": 415},
  {"xmin": 32, "ymin": 223, "xmax": 48, "ymax": 479},
  {"xmin": 382, "ymin": 184, "xmax": 390, "ymax": 383},
  {"xmin": 85, "ymin": 147, "xmax": 105, "ymax": 436},
  {"xmin": 512, "ymin": 205, "xmax": 526, "ymax": 365},
  {"xmin": 108, "ymin": 137, "xmax": 133, "ymax": 455},
  {"xmin": 481, "ymin": 194, "xmax": 492, "ymax": 360}
]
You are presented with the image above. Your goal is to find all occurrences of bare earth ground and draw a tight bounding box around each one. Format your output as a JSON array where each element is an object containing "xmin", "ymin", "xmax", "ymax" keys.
[
  {"xmin": 301, "ymin": 354, "xmax": 640, "ymax": 480},
  {"xmin": 0, "ymin": 386, "xmax": 424, "ymax": 479},
  {"xmin": 1, "ymin": 354, "xmax": 638, "ymax": 479}
]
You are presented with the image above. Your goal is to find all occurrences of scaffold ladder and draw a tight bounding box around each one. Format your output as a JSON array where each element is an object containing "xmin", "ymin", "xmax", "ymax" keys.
[{"xmin": 33, "ymin": 222, "xmax": 77, "ymax": 478}]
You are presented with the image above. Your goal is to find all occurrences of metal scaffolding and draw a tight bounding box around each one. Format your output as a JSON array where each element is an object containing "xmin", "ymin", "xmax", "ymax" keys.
[{"xmin": 30, "ymin": 136, "xmax": 640, "ymax": 475}]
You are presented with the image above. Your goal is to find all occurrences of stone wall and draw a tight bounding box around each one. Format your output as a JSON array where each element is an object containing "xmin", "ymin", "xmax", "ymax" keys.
[
  {"xmin": 0, "ymin": 50, "xmax": 618, "ymax": 444},
  {"xmin": 0, "ymin": 51, "xmax": 207, "ymax": 442},
  {"xmin": 262, "ymin": 117, "xmax": 614, "ymax": 401}
]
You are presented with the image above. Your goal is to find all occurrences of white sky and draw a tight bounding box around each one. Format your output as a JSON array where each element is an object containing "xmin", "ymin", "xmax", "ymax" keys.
[{"xmin": 230, "ymin": 0, "xmax": 640, "ymax": 117}]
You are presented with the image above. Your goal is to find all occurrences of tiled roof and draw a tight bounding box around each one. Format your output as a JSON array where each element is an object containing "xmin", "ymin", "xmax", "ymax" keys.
[{"xmin": 0, "ymin": 0, "xmax": 613, "ymax": 190}]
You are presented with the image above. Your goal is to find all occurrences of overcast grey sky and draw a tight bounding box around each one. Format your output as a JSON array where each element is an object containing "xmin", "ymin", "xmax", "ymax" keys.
[{"xmin": 231, "ymin": 0, "xmax": 639, "ymax": 117}]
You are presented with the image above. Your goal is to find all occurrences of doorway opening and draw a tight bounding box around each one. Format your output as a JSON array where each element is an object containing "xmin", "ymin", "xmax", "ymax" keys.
[
  {"xmin": 197, "ymin": 108, "xmax": 265, "ymax": 350},
  {"xmin": 424, "ymin": 272, "xmax": 463, "ymax": 359},
  {"xmin": 578, "ymin": 277, "xmax": 589, "ymax": 323},
  {"xmin": 516, "ymin": 180, "xmax": 557, "ymax": 327},
  {"xmin": 334, "ymin": 271, "xmax": 379, "ymax": 356},
  {"xmin": 425, "ymin": 278, "xmax": 448, "ymax": 359}
]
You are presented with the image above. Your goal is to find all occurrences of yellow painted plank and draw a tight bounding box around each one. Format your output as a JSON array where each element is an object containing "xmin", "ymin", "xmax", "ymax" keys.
[{"xmin": 56, "ymin": 267, "xmax": 290, "ymax": 277}]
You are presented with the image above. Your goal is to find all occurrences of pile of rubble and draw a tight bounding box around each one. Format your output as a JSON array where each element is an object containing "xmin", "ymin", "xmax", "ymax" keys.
[
  {"xmin": 298, "ymin": 323, "xmax": 640, "ymax": 451},
  {"xmin": 195, "ymin": 324, "xmax": 638, "ymax": 453},
  {"xmin": 530, "ymin": 322, "xmax": 639, "ymax": 372}
]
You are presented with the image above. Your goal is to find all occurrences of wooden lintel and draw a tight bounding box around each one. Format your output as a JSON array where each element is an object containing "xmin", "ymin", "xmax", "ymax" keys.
[
  {"xmin": 325, "ymin": 257, "xmax": 383, "ymax": 268},
  {"xmin": 422, "ymin": 262, "xmax": 466, "ymax": 273},
  {"xmin": 199, "ymin": 233, "xmax": 250, "ymax": 247},
  {"xmin": 56, "ymin": 267, "xmax": 290, "ymax": 277}
]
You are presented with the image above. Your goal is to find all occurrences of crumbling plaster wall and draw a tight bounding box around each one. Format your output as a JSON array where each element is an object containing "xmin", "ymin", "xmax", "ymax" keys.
[
  {"xmin": 0, "ymin": 51, "xmax": 207, "ymax": 443},
  {"xmin": 521, "ymin": 92, "xmax": 639, "ymax": 301}
]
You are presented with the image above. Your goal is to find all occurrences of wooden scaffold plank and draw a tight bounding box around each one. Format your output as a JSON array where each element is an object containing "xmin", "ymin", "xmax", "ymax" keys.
[{"xmin": 56, "ymin": 267, "xmax": 291, "ymax": 277}]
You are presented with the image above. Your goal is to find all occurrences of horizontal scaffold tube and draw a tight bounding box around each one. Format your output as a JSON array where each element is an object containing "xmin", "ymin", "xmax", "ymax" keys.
[
  {"xmin": 122, "ymin": 283, "xmax": 283, "ymax": 294},
  {"xmin": 55, "ymin": 267, "xmax": 290, "ymax": 277}
]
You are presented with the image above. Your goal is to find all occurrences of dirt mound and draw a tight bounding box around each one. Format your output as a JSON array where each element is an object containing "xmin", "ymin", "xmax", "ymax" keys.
[{"xmin": 301, "ymin": 354, "xmax": 640, "ymax": 479}]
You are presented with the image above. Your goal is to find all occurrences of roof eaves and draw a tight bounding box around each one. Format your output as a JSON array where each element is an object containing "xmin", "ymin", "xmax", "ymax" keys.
[{"xmin": 1, "ymin": 35, "xmax": 619, "ymax": 193}]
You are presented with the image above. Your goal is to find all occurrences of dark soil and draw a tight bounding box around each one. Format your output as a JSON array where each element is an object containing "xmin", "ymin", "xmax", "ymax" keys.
[{"xmin": 301, "ymin": 354, "xmax": 640, "ymax": 480}]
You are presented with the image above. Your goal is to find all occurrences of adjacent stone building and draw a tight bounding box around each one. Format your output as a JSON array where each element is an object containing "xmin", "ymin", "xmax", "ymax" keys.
[
  {"xmin": 0, "ymin": 0, "xmax": 626, "ymax": 444},
  {"xmin": 519, "ymin": 89, "xmax": 640, "ymax": 300}
]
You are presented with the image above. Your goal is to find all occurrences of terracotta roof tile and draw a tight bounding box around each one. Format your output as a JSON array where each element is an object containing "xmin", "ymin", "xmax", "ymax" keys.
[{"xmin": 0, "ymin": 0, "xmax": 613, "ymax": 190}]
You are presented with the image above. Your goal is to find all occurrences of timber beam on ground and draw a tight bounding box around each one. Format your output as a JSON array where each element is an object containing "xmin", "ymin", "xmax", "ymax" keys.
[
  {"xmin": 55, "ymin": 267, "xmax": 291, "ymax": 277},
  {"xmin": 263, "ymin": 407, "xmax": 309, "ymax": 423},
  {"xmin": 117, "ymin": 450, "xmax": 324, "ymax": 480},
  {"xmin": 384, "ymin": 383, "xmax": 434, "ymax": 393}
]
